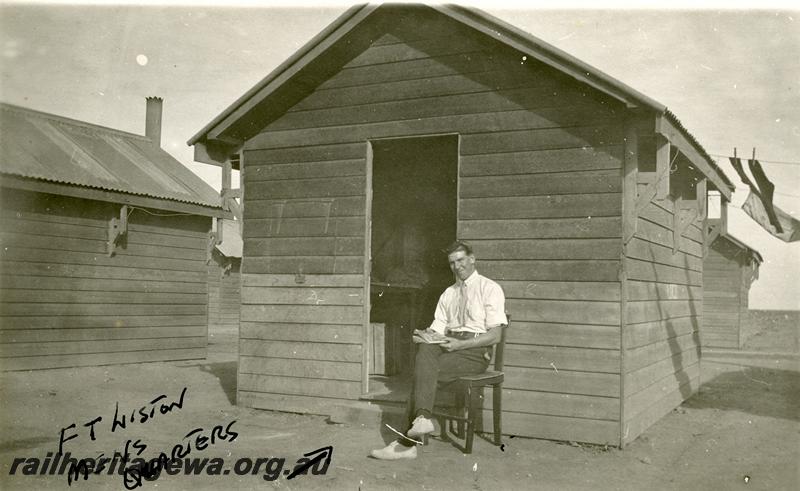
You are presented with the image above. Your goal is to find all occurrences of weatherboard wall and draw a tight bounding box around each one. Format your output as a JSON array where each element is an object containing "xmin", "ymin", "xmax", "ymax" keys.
[
  {"xmin": 0, "ymin": 188, "xmax": 210, "ymax": 370},
  {"xmin": 701, "ymin": 238, "xmax": 754, "ymax": 349},
  {"xmin": 237, "ymin": 12, "xmax": 625, "ymax": 444},
  {"xmin": 208, "ymin": 254, "xmax": 242, "ymax": 332},
  {"xmin": 621, "ymin": 177, "xmax": 704, "ymax": 445}
]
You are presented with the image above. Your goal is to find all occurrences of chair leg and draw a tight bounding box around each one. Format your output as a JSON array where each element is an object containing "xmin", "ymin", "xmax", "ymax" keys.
[
  {"xmin": 465, "ymin": 387, "xmax": 477, "ymax": 454},
  {"xmin": 492, "ymin": 384, "xmax": 502, "ymax": 446},
  {"xmin": 403, "ymin": 381, "xmax": 418, "ymax": 429},
  {"xmin": 452, "ymin": 391, "xmax": 466, "ymax": 438}
]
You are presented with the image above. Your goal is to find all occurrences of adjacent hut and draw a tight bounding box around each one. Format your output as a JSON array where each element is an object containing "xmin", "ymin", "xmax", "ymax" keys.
[
  {"xmin": 208, "ymin": 219, "xmax": 243, "ymax": 334},
  {"xmin": 702, "ymin": 232, "xmax": 762, "ymax": 349},
  {"xmin": 189, "ymin": 4, "xmax": 735, "ymax": 446},
  {"xmin": 0, "ymin": 100, "xmax": 228, "ymax": 370}
]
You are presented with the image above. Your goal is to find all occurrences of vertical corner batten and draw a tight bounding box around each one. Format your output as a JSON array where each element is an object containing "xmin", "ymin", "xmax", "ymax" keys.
[
  {"xmin": 361, "ymin": 141, "xmax": 374, "ymax": 395},
  {"xmin": 619, "ymin": 115, "xmax": 640, "ymax": 448},
  {"xmin": 235, "ymin": 150, "xmax": 245, "ymax": 407}
]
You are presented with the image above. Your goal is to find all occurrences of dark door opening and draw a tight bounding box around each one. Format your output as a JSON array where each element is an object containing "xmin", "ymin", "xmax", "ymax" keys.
[{"xmin": 366, "ymin": 134, "xmax": 458, "ymax": 399}]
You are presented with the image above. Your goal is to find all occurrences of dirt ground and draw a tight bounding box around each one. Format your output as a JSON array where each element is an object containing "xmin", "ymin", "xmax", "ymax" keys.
[
  {"xmin": 1, "ymin": 324, "xmax": 798, "ymax": 491},
  {"xmin": 742, "ymin": 310, "xmax": 800, "ymax": 353}
]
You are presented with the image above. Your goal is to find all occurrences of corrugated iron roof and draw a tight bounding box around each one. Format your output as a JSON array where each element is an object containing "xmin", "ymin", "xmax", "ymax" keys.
[
  {"xmin": 663, "ymin": 109, "xmax": 734, "ymax": 190},
  {"xmin": 1, "ymin": 103, "xmax": 222, "ymax": 208},
  {"xmin": 720, "ymin": 232, "xmax": 764, "ymax": 265}
]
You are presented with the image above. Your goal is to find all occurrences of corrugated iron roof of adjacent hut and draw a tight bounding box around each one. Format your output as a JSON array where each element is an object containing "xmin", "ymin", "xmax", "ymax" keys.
[
  {"xmin": 187, "ymin": 4, "xmax": 734, "ymax": 193},
  {"xmin": 1, "ymin": 103, "xmax": 222, "ymax": 209},
  {"xmin": 719, "ymin": 232, "xmax": 764, "ymax": 264}
]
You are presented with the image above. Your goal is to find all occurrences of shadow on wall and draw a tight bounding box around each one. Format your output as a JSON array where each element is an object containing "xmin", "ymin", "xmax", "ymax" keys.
[
  {"xmin": 647, "ymin": 248, "xmax": 699, "ymax": 402},
  {"xmin": 683, "ymin": 365, "xmax": 800, "ymax": 422}
]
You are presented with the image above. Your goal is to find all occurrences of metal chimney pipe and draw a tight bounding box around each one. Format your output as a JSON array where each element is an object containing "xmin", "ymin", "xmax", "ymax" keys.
[{"xmin": 145, "ymin": 96, "xmax": 163, "ymax": 146}]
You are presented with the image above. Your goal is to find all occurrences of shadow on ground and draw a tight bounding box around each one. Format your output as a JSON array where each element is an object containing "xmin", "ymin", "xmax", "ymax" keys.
[
  {"xmin": 684, "ymin": 364, "xmax": 800, "ymax": 422},
  {"xmin": 0, "ymin": 436, "xmax": 54, "ymax": 453},
  {"xmin": 179, "ymin": 361, "xmax": 238, "ymax": 406}
]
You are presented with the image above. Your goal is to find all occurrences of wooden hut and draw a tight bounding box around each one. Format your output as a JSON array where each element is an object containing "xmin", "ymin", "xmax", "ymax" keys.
[
  {"xmin": 0, "ymin": 100, "xmax": 229, "ymax": 370},
  {"xmin": 208, "ymin": 219, "xmax": 243, "ymax": 334},
  {"xmin": 702, "ymin": 230, "xmax": 762, "ymax": 349},
  {"xmin": 189, "ymin": 4, "xmax": 735, "ymax": 446}
]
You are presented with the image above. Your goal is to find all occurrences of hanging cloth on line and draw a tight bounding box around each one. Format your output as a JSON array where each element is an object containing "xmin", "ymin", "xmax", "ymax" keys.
[
  {"xmin": 729, "ymin": 157, "xmax": 785, "ymax": 234},
  {"xmin": 729, "ymin": 157, "xmax": 756, "ymax": 189},
  {"xmin": 747, "ymin": 159, "xmax": 783, "ymax": 233},
  {"xmin": 741, "ymin": 191, "xmax": 800, "ymax": 242}
]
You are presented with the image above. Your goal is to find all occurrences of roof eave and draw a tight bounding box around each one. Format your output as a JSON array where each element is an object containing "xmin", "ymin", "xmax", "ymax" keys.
[
  {"xmin": 657, "ymin": 110, "xmax": 735, "ymax": 200},
  {"xmin": 722, "ymin": 232, "xmax": 763, "ymax": 264},
  {"xmin": 1, "ymin": 174, "xmax": 230, "ymax": 218}
]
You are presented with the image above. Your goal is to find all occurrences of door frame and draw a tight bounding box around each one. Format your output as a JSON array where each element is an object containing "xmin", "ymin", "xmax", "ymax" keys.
[{"xmin": 360, "ymin": 133, "xmax": 461, "ymax": 395}]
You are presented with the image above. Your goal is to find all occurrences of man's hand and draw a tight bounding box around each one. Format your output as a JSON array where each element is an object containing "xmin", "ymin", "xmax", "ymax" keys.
[
  {"xmin": 413, "ymin": 328, "xmax": 447, "ymax": 344},
  {"xmin": 440, "ymin": 338, "xmax": 467, "ymax": 352}
]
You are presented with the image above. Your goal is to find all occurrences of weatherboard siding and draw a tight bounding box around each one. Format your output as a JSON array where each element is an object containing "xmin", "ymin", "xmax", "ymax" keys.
[
  {"xmin": 239, "ymin": 15, "xmax": 625, "ymax": 444},
  {"xmin": 208, "ymin": 257, "xmax": 241, "ymax": 331},
  {"xmin": 701, "ymin": 239, "xmax": 751, "ymax": 349},
  {"xmin": 0, "ymin": 189, "xmax": 209, "ymax": 370},
  {"xmin": 622, "ymin": 193, "xmax": 703, "ymax": 445}
]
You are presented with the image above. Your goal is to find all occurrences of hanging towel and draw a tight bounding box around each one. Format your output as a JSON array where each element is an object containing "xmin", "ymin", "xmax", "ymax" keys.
[{"xmin": 741, "ymin": 192, "xmax": 800, "ymax": 242}]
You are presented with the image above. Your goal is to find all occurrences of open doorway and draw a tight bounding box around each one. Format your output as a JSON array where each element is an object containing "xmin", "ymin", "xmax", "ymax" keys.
[{"xmin": 365, "ymin": 134, "xmax": 459, "ymax": 400}]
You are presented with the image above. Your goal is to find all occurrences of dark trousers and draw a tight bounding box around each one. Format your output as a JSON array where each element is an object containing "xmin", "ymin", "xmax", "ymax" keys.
[{"xmin": 399, "ymin": 343, "xmax": 489, "ymax": 445}]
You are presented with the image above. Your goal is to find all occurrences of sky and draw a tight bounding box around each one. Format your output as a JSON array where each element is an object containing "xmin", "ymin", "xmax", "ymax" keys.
[{"xmin": 0, "ymin": 1, "xmax": 798, "ymax": 309}]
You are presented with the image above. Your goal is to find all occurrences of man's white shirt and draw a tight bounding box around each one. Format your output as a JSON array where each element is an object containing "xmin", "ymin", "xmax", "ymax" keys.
[{"xmin": 428, "ymin": 271, "xmax": 507, "ymax": 335}]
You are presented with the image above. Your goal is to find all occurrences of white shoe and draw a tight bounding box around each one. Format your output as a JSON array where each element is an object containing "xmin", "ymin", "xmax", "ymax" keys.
[
  {"xmin": 407, "ymin": 416, "xmax": 435, "ymax": 438},
  {"xmin": 370, "ymin": 440, "xmax": 418, "ymax": 460}
]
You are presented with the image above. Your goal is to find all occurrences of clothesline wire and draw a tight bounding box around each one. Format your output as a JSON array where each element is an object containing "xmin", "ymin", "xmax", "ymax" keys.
[
  {"xmin": 709, "ymin": 153, "xmax": 800, "ymax": 167},
  {"xmin": 731, "ymin": 185, "xmax": 800, "ymax": 199}
]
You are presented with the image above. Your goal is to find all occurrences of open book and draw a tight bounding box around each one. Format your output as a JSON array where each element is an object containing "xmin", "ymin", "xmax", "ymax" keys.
[{"xmin": 412, "ymin": 329, "xmax": 448, "ymax": 344}]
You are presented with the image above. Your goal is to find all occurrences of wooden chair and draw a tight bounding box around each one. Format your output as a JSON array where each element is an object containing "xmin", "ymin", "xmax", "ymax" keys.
[{"xmin": 432, "ymin": 316, "xmax": 508, "ymax": 454}]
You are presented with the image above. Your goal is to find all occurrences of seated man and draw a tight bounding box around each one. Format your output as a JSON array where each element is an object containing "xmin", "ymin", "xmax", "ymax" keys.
[{"xmin": 370, "ymin": 241, "xmax": 507, "ymax": 460}]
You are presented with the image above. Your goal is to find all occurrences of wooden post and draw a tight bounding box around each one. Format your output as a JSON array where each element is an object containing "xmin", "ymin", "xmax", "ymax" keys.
[
  {"xmin": 619, "ymin": 115, "xmax": 641, "ymax": 448},
  {"xmin": 696, "ymin": 178, "xmax": 707, "ymax": 260},
  {"xmin": 234, "ymin": 150, "xmax": 243, "ymax": 406},
  {"xmin": 696, "ymin": 178, "xmax": 707, "ymax": 220},
  {"xmin": 222, "ymin": 160, "xmax": 232, "ymax": 193},
  {"xmin": 622, "ymin": 117, "xmax": 639, "ymax": 244},
  {"xmin": 720, "ymin": 197, "xmax": 728, "ymax": 235},
  {"xmin": 655, "ymin": 135, "xmax": 670, "ymax": 200},
  {"xmin": 673, "ymin": 196, "xmax": 682, "ymax": 253},
  {"xmin": 619, "ymin": 256, "xmax": 629, "ymax": 448},
  {"xmin": 222, "ymin": 160, "xmax": 232, "ymax": 210},
  {"xmin": 238, "ymin": 151, "xmax": 244, "ymax": 237},
  {"xmin": 362, "ymin": 142, "xmax": 374, "ymax": 395}
]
